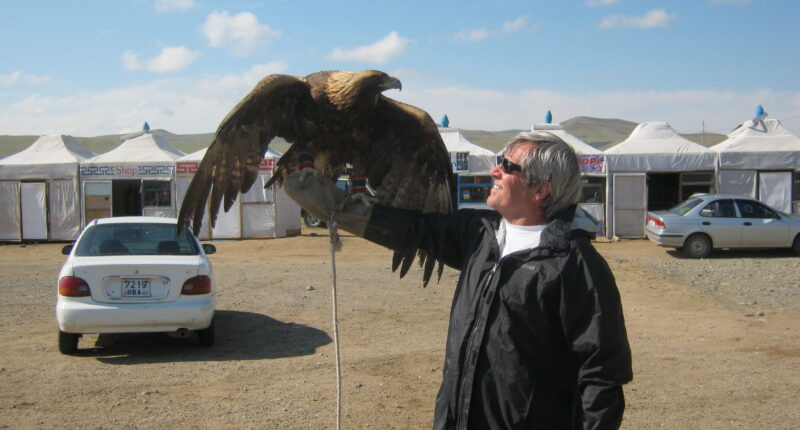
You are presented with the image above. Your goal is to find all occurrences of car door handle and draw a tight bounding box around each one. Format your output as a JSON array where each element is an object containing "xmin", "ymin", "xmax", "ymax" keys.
[
  {"xmin": 702, "ymin": 222, "xmax": 711, "ymax": 225},
  {"xmin": 743, "ymin": 222, "xmax": 752, "ymax": 226}
]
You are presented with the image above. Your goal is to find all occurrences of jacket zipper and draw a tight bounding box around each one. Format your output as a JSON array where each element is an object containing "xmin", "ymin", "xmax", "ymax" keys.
[{"xmin": 456, "ymin": 262, "xmax": 498, "ymax": 428}]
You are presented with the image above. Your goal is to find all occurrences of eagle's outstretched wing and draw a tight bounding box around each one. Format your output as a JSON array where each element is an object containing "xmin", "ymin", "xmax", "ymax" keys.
[
  {"xmin": 177, "ymin": 74, "xmax": 315, "ymax": 233},
  {"xmin": 363, "ymin": 97, "xmax": 453, "ymax": 284}
]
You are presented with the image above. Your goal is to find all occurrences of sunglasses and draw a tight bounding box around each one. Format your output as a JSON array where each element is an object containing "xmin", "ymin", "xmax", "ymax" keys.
[{"xmin": 500, "ymin": 157, "xmax": 523, "ymax": 174}]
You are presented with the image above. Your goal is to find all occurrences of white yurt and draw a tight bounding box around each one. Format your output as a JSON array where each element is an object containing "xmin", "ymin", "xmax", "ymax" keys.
[
  {"xmin": 604, "ymin": 121, "xmax": 716, "ymax": 238},
  {"xmin": 79, "ymin": 132, "xmax": 184, "ymax": 225},
  {"xmin": 711, "ymin": 111, "xmax": 800, "ymax": 214},
  {"xmin": 439, "ymin": 127, "xmax": 496, "ymax": 174},
  {"xmin": 438, "ymin": 114, "xmax": 498, "ymax": 210},
  {"xmin": 175, "ymin": 147, "xmax": 301, "ymax": 239},
  {"xmin": 0, "ymin": 134, "xmax": 95, "ymax": 241},
  {"xmin": 530, "ymin": 113, "xmax": 608, "ymax": 235}
]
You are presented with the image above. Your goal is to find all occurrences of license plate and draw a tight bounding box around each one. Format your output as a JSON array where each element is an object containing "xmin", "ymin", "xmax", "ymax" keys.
[{"xmin": 122, "ymin": 278, "xmax": 151, "ymax": 297}]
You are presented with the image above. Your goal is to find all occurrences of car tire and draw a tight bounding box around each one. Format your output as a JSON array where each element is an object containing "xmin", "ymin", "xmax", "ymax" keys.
[
  {"xmin": 683, "ymin": 234, "xmax": 711, "ymax": 258},
  {"xmin": 197, "ymin": 319, "xmax": 215, "ymax": 347},
  {"xmin": 793, "ymin": 234, "xmax": 800, "ymax": 256},
  {"xmin": 303, "ymin": 212, "xmax": 326, "ymax": 229},
  {"xmin": 58, "ymin": 330, "xmax": 80, "ymax": 354}
]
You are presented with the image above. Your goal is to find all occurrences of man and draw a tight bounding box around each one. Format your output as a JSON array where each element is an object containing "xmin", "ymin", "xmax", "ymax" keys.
[{"xmin": 285, "ymin": 131, "xmax": 632, "ymax": 429}]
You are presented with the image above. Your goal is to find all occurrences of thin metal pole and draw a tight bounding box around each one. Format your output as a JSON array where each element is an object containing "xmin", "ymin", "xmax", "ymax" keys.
[{"xmin": 327, "ymin": 216, "xmax": 342, "ymax": 430}]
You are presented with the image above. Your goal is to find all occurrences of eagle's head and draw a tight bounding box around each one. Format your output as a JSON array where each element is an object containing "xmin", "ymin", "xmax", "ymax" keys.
[{"xmin": 327, "ymin": 70, "xmax": 402, "ymax": 112}]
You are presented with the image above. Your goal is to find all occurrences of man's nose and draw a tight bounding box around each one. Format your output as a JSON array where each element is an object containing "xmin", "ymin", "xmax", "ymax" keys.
[{"xmin": 490, "ymin": 163, "xmax": 503, "ymax": 178}]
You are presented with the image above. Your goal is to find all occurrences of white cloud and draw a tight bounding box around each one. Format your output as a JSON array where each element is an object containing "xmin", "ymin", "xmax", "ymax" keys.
[
  {"xmin": 0, "ymin": 71, "xmax": 52, "ymax": 87},
  {"xmin": 155, "ymin": 0, "xmax": 196, "ymax": 13},
  {"xmin": 389, "ymin": 74, "xmax": 800, "ymax": 135},
  {"xmin": 327, "ymin": 32, "xmax": 411, "ymax": 65},
  {"xmin": 0, "ymin": 62, "xmax": 291, "ymax": 136},
  {"xmin": 455, "ymin": 16, "xmax": 533, "ymax": 41},
  {"xmin": 585, "ymin": 0, "xmax": 620, "ymax": 6},
  {"xmin": 202, "ymin": 11, "xmax": 279, "ymax": 57},
  {"xmin": 2, "ymin": 67, "xmax": 799, "ymax": 138},
  {"xmin": 502, "ymin": 16, "xmax": 529, "ymax": 33},
  {"xmin": 600, "ymin": 9, "xmax": 677, "ymax": 29},
  {"xmin": 122, "ymin": 46, "xmax": 199, "ymax": 73},
  {"xmin": 455, "ymin": 27, "xmax": 489, "ymax": 41}
]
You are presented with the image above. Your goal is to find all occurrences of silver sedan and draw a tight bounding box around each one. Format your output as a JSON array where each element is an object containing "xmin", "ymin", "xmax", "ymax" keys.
[{"xmin": 644, "ymin": 194, "xmax": 800, "ymax": 258}]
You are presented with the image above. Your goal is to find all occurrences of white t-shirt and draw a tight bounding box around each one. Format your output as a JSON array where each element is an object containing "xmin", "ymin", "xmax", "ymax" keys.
[{"xmin": 497, "ymin": 219, "xmax": 548, "ymax": 258}]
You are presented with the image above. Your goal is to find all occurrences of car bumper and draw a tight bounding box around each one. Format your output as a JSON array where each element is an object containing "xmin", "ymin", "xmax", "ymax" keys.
[
  {"xmin": 56, "ymin": 296, "xmax": 214, "ymax": 334},
  {"xmin": 644, "ymin": 229, "xmax": 685, "ymax": 247}
]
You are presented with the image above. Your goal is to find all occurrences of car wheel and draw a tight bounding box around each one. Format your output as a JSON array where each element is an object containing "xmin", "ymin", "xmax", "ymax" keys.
[
  {"xmin": 303, "ymin": 212, "xmax": 326, "ymax": 229},
  {"xmin": 58, "ymin": 330, "xmax": 80, "ymax": 354},
  {"xmin": 683, "ymin": 234, "xmax": 711, "ymax": 258},
  {"xmin": 197, "ymin": 319, "xmax": 215, "ymax": 347},
  {"xmin": 793, "ymin": 234, "xmax": 800, "ymax": 256}
]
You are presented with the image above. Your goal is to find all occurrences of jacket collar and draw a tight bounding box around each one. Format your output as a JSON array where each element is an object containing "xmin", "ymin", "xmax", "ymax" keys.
[{"xmin": 485, "ymin": 204, "xmax": 578, "ymax": 258}]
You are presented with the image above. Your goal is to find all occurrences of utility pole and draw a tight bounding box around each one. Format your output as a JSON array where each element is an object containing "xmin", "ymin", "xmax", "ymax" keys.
[{"xmin": 701, "ymin": 120, "xmax": 705, "ymax": 146}]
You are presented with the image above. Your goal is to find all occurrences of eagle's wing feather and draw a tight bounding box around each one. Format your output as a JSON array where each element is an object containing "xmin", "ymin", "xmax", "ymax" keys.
[
  {"xmin": 178, "ymin": 74, "xmax": 315, "ymax": 232},
  {"xmin": 364, "ymin": 97, "xmax": 453, "ymax": 285}
]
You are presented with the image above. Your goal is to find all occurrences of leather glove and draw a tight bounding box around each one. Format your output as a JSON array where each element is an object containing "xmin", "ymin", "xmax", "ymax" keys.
[{"xmin": 283, "ymin": 168, "xmax": 374, "ymax": 237}]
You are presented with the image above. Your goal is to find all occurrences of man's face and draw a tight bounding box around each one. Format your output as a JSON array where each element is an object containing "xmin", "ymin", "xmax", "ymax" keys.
[{"xmin": 487, "ymin": 143, "xmax": 541, "ymax": 220}]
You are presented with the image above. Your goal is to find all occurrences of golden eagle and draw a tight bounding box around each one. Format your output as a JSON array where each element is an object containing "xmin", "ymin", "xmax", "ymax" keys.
[{"xmin": 177, "ymin": 70, "xmax": 453, "ymax": 284}]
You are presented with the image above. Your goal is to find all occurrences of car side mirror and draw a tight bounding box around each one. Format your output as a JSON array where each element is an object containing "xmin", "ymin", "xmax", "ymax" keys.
[
  {"xmin": 700, "ymin": 209, "xmax": 713, "ymax": 217},
  {"xmin": 61, "ymin": 244, "xmax": 73, "ymax": 255},
  {"xmin": 202, "ymin": 244, "xmax": 216, "ymax": 255}
]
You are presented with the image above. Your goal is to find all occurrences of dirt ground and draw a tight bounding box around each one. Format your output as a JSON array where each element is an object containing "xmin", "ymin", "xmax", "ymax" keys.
[{"xmin": 1, "ymin": 230, "xmax": 799, "ymax": 429}]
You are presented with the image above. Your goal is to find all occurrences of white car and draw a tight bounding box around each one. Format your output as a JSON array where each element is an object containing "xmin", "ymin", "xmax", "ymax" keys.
[{"xmin": 56, "ymin": 217, "xmax": 216, "ymax": 354}]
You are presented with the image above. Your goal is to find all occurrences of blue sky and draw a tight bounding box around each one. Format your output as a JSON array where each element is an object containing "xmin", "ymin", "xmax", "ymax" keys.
[{"xmin": 1, "ymin": 0, "xmax": 799, "ymax": 137}]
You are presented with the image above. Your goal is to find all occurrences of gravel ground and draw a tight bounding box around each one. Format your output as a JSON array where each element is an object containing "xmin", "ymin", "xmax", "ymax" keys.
[
  {"xmin": 628, "ymin": 246, "xmax": 800, "ymax": 310},
  {"xmin": 1, "ymin": 235, "xmax": 799, "ymax": 429}
]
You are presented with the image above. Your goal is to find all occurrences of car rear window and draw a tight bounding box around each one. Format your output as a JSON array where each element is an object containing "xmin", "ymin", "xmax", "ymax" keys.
[
  {"xmin": 75, "ymin": 223, "xmax": 199, "ymax": 256},
  {"xmin": 668, "ymin": 197, "xmax": 703, "ymax": 216}
]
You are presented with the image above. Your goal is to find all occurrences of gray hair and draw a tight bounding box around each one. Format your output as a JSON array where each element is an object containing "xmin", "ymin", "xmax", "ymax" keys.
[{"xmin": 503, "ymin": 131, "xmax": 581, "ymax": 219}]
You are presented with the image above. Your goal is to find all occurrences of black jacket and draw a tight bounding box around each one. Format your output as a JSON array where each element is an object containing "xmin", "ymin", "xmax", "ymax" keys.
[{"xmin": 364, "ymin": 204, "xmax": 633, "ymax": 430}]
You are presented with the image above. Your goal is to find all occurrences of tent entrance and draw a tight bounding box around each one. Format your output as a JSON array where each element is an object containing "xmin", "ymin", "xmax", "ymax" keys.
[
  {"xmin": 20, "ymin": 181, "xmax": 48, "ymax": 240},
  {"xmin": 646, "ymin": 172, "xmax": 715, "ymax": 211},
  {"xmin": 112, "ymin": 180, "xmax": 142, "ymax": 216},
  {"xmin": 646, "ymin": 173, "xmax": 680, "ymax": 211},
  {"xmin": 758, "ymin": 171, "xmax": 793, "ymax": 213},
  {"xmin": 612, "ymin": 173, "xmax": 646, "ymax": 238}
]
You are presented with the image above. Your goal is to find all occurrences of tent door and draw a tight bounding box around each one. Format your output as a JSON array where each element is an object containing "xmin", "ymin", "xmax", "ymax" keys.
[
  {"xmin": 758, "ymin": 171, "xmax": 792, "ymax": 213},
  {"xmin": 612, "ymin": 174, "xmax": 646, "ymax": 238},
  {"xmin": 84, "ymin": 181, "xmax": 112, "ymax": 225},
  {"xmin": 112, "ymin": 180, "xmax": 142, "ymax": 216},
  {"xmin": 20, "ymin": 182, "xmax": 48, "ymax": 240},
  {"xmin": 646, "ymin": 173, "xmax": 679, "ymax": 211}
]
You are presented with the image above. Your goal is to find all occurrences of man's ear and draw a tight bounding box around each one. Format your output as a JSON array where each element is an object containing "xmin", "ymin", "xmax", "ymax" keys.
[{"xmin": 530, "ymin": 181, "xmax": 551, "ymax": 203}]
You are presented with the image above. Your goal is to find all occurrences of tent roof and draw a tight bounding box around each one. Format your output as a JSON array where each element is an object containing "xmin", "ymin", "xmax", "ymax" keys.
[
  {"xmin": 84, "ymin": 132, "xmax": 184, "ymax": 164},
  {"xmin": 439, "ymin": 128, "xmax": 495, "ymax": 155},
  {"xmin": 0, "ymin": 134, "xmax": 95, "ymax": 165},
  {"xmin": 711, "ymin": 119, "xmax": 800, "ymax": 152},
  {"xmin": 178, "ymin": 146, "xmax": 282, "ymax": 161},
  {"xmin": 531, "ymin": 123, "xmax": 601, "ymax": 155},
  {"xmin": 605, "ymin": 121, "xmax": 710, "ymax": 154}
]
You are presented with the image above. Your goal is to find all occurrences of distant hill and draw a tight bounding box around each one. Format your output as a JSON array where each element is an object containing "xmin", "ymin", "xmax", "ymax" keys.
[
  {"xmin": 0, "ymin": 117, "xmax": 728, "ymax": 157},
  {"xmin": 460, "ymin": 129, "xmax": 524, "ymax": 153}
]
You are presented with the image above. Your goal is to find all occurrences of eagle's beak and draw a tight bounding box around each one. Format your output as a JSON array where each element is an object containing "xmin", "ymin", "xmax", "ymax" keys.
[{"xmin": 383, "ymin": 76, "xmax": 402, "ymax": 92}]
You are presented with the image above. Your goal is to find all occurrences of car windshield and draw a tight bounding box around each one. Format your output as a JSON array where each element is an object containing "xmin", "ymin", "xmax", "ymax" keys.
[
  {"xmin": 668, "ymin": 197, "xmax": 703, "ymax": 216},
  {"xmin": 75, "ymin": 223, "xmax": 199, "ymax": 256}
]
